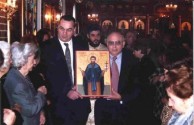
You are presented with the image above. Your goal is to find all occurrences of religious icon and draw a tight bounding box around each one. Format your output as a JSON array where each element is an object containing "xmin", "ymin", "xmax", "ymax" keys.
[
  {"xmin": 181, "ymin": 22, "xmax": 191, "ymax": 31},
  {"xmin": 76, "ymin": 51, "xmax": 111, "ymax": 97},
  {"xmin": 118, "ymin": 20, "xmax": 129, "ymax": 29}
]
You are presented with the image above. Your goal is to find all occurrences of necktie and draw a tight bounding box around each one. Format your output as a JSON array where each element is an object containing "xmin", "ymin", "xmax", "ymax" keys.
[
  {"xmin": 64, "ymin": 43, "xmax": 73, "ymax": 85},
  {"xmin": 111, "ymin": 56, "xmax": 119, "ymax": 92}
]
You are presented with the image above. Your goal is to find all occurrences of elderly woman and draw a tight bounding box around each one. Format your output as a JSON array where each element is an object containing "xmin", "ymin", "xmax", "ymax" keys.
[
  {"xmin": 4, "ymin": 42, "xmax": 47, "ymax": 125},
  {"xmin": 0, "ymin": 41, "xmax": 11, "ymax": 109},
  {"xmin": 1, "ymin": 48, "xmax": 16, "ymax": 125},
  {"xmin": 0, "ymin": 41, "xmax": 11, "ymax": 78},
  {"xmin": 0, "ymin": 41, "xmax": 23, "ymax": 125},
  {"xmin": 165, "ymin": 65, "xmax": 193, "ymax": 125},
  {"xmin": 0, "ymin": 42, "xmax": 15, "ymax": 125}
]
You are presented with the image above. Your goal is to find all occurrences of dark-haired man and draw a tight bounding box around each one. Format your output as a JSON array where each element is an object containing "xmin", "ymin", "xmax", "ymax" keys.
[
  {"xmin": 41, "ymin": 15, "xmax": 90, "ymax": 125},
  {"xmin": 87, "ymin": 24, "xmax": 107, "ymax": 50}
]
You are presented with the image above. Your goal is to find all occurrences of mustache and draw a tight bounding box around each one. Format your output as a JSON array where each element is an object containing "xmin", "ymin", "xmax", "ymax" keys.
[
  {"xmin": 88, "ymin": 39, "xmax": 100, "ymax": 43},
  {"xmin": 93, "ymin": 40, "xmax": 100, "ymax": 43}
]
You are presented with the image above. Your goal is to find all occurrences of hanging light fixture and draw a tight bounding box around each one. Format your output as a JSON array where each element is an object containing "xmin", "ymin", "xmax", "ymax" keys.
[
  {"xmin": 0, "ymin": 0, "xmax": 18, "ymax": 20},
  {"xmin": 165, "ymin": 2, "xmax": 178, "ymax": 11},
  {"xmin": 75, "ymin": 0, "xmax": 84, "ymax": 4},
  {"xmin": 165, "ymin": 2, "xmax": 178, "ymax": 29},
  {"xmin": 87, "ymin": 13, "xmax": 99, "ymax": 22}
]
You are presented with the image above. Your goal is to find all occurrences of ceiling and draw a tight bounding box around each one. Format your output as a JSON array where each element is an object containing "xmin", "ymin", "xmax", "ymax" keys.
[
  {"xmin": 81, "ymin": 0, "xmax": 192, "ymax": 4},
  {"xmin": 45, "ymin": 0, "xmax": 192, "ymax": 5},
  {"xmin": 45, "ymin": 0, "xmax": 192, "ymax": 19}
]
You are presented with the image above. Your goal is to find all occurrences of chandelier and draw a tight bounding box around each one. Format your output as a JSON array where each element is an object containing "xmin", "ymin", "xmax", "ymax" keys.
[
  {"xmin": 165, "ymin": 3, "xmax": 178, "ymax": 11},
  {"xmin": 165, "ymin": 2, "xmax": 178, "ymax": 29},
  {"xmin": 0, "ymin": 0, "xmax": 18, "ymax": 20},
  {"xmin": 88, "ymin": 13, "xmax": 99, "ymax": 22},
  {"xmin": 75, "ymin": 0, "xmax": 84, "ymax": 3}
]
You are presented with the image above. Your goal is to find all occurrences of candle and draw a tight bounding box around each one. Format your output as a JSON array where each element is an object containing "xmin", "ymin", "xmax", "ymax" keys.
[
  {"xmin": 7, "ymin": 0, "xmax": 11, "ymax": 5},
  {"xmin": 13, "ymin": 0, "xmax": 16, "ymax": 7}
]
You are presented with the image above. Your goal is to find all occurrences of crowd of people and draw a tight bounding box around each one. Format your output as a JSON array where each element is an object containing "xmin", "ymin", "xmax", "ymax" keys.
[{"xmin": 0, "ymin": 14, "xmax": 193, "ymax": 125}]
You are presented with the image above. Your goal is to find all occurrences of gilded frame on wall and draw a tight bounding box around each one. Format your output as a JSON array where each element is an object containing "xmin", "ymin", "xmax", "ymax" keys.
[
  {"xmin": 181, "ymin": 22, "xmax": 191, "ymax": 31},
  {"xmin": 118, "ymin": 20, "xmax": 129, "ymax": 29},
  {"xmin": 25, "ymin": 0, "xmax": 37, "ymax": 34}
]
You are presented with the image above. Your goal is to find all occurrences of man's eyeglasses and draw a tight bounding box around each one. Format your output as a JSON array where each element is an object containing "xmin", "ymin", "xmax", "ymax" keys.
[
  {"xmin": 58, "ymin": 26, "xmax": 73, "ymax": 32},
  {"xmin": 107, "ymin": 41, "xmax": 123, "ymax": 46}
]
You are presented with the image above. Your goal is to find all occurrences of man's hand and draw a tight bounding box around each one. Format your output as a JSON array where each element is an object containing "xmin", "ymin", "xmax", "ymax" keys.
[
  {"xmin": 37, "ymin": 86, "xmax": 47, "ymax": 95},
  {"xmin": 67, "ymin": 86, "xmax": 82, "ymax": 100},
  {"xmin": 3, "ymin": 108, "xmax": 16, "ymax": 125},
  {"xmin": 79, "ymin": 67, "xmax": 85, "ymax": 76},
  {"xmin": 39, "ymin": 111, "xmax": 46, "ymax": 125},
  {"xmin": 104, "ymin": 88, "xmax": 121, "ymax": 100},
  {"xmin": 101, "ymin": 70, "xmax": 106, "ymax": 76}
]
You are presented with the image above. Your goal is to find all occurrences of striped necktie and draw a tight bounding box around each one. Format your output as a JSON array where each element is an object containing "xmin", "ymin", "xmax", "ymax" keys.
[
  {"xmin": 64, "ymin": 43, "xmax": 73, "ymax": 85},
  {"xmin": 111, "ymin": 56, "xmax": 119, "ymax": 92}
]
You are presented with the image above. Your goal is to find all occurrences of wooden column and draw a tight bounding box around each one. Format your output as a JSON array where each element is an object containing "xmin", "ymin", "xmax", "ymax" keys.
[
  {"xmin": 62, "ymin": 0, "xmax": 66, "ymax": 15},
  {"xmin": 37, "ymin": 0, "xmax": 42, "ymax": 31},
  {"xmin": 178, "ymin": 15, "xmax": 181, "ymax": 37},
  {"xmin": 146, "ymin": 14, "xmax": 150, "ymax": 35},
  {"xmin": 7, "ymin": 19, "xmax": 10, "ymax": 44},
  {"xmin": 21, "ymin": 0, "xmax": 24, "ymax": 37},
  {"xmin": 73, "ymin": 4, "xmax": 76, "ymax": 20}
]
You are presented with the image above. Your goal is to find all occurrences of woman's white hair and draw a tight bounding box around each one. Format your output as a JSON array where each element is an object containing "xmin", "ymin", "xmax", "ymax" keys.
[
  {"xmin": 11, "ymin": 42, "xmax": 38, "ymax": 69},
  {"xmin": 0, "ymin": 41, "xmax": 10, "ymax": 70}
]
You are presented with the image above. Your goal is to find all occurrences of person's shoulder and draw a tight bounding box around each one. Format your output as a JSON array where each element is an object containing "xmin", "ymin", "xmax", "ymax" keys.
[
  {"xmin": 4, "ymin": 68, "xmax": 19, "ymax": 86},
  {"xmin": 95, "ymin": 63, "xmax": 101, "ymax": 68},
  {"xmin": 99, "ymin": 44, "xmax": 108, "ymax": 50},
  {"xmin": 41, "ymin": 37, "xmax": 59, "ymax": 50},
  {"xmin": 73, "ymin": 36, "xmax": 89, "ymax": 50},
  {"xmin": 142, "ymin": 55, "xmax": 154, "ymax": 64},
  {"xmin": 5, "ymin": 68, "xmax": 15, "ymax": 77},
  {"xmin": 44, "ymin": 37, "xmax": 58, "ymax": 45},
  {"xmin": 122, "ymin": 48, "xmax": 133, "ymax": 57},
  {"xmin": 122, "ymin": 48, "xmax": 138, "ymax": 64}
]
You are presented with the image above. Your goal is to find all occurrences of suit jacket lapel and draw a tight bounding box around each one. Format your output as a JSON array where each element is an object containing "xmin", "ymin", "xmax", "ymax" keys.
[
  {"xmin": 118, "ymin": 49, "xmax": 128, "ymax": 93},
  {"xmin": 53, "ymin": 37, "xmax": 67, "ymax": 64}
]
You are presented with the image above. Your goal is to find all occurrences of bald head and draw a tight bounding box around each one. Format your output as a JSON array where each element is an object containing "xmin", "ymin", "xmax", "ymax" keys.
[{"xmin": 106, "ymin": 32, "xmax": 125, "ymax": 56}]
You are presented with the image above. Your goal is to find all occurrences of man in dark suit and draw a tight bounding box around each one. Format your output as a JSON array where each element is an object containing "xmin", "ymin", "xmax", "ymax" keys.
[
  {"xmin": 41, "ymin": 15, "xmax": 91, "ymax": 125},
  {"xmin": 94, "ymin": 31, "xmax": 140, "ymax": 125}
]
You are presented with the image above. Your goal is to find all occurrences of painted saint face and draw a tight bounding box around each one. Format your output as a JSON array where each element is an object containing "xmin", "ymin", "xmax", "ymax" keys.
[{"xmin": 90, "ymin": 57, "xmax": 96, "ymax": 64}]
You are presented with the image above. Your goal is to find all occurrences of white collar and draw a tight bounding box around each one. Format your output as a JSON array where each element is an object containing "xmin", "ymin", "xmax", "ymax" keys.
[
  {"xmin": 59, "ymin": 38, "xmax": 73, "ymax": 47},
  {"xmin": 110, "ymin": 52, "xmax": 122, "ymax": 60}
]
